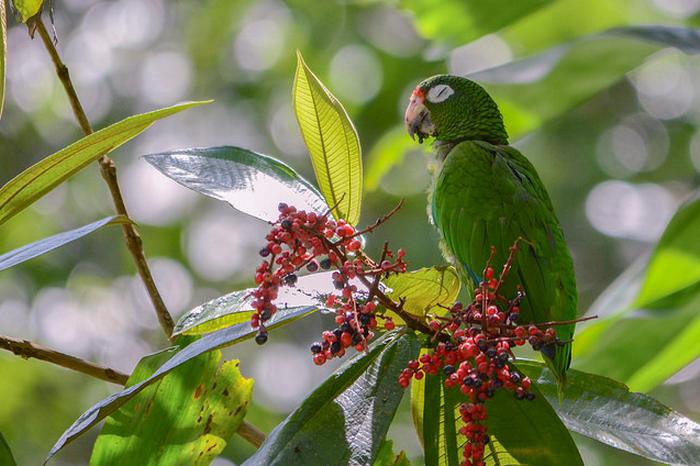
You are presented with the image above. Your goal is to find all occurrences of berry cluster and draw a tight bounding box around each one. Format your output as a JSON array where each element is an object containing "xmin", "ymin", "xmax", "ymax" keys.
[
  {"xmin": 251, "ymin": 203, "xmax": 406, "ymax": 360},
  {"xmin": 398, "ymin": 244, "xmax": 564, "ymax": 466}
]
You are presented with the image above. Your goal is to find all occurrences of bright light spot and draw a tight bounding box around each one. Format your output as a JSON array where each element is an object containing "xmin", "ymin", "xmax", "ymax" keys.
[
  {"xmin": 130, "ymin": 258, "xmax": 194, "ymax": 316},
  {"xmin": 122, "ymin": 160, "xmax": 199, "ymax": 226},
  {"xmin": 33, "ymin": 288, "xmax": 93, "ymax": 356},
  {"xmin": 0, "ymin": 299, "xmax": 30, "ymax": 335},
  {"xmin": 330, "ymin": 45, "xmax": 383, "ymax": 105},
  {"xmin": 449, "ymin": 34, "xmax": 513, "ymax": 76},
  {"xmin": 234, "ymin": 20, "xmax": 286, "ymax": 72},
  {"xmin": 358, "ymin": 7, "xmax": 423, "ymax": 57},
  {"xmin": 185, "ymin": 208, "xmax": 268, "ymax": 282},
  {"xmin": 268, "ymin": 94, "xmax": 307, "ymax": 158},
  {"xmin": 140, "ymin": 51, "xmax": 193, "ymax": 106},
  {"xmin": 631, "ymin": 52, "xmax": 694, "ymax": 120},
  {"xmin": 380, "ymin": 150, "xmax": 431, "ymax": 196},
  {"xmin": 585, "ymin": 181, "xmax": 677, "ymax": 241},
  {"xmin": 651, "ymin": 0, "xmax": 700, "ymax": 18},
  {"xmin": 6, "ymin": 28, "xmax": 55, "ymax": 113},
  {"xmin": 104, "ymin": 0, "xmax": 166, "ymax": 47},
  {"xmin": 251, "ymin": 343, "xmax": 313, "ymax": 411},
  {"xmin": 596, "ymin": 115, "xmax": 668, "ymax": 177}
]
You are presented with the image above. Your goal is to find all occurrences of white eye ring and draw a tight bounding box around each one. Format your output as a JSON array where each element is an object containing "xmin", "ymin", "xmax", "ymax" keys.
[{"xmin": 426, "ymin": 84, "xmax": 454, "ymax": 103}]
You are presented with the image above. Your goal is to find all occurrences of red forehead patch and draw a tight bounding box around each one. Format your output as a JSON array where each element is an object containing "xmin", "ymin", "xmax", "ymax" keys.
[{"xmin": 411, "ymin": 86, "xmax": 425, "ymax": 98}]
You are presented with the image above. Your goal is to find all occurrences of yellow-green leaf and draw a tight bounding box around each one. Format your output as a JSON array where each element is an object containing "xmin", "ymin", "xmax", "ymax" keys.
[
  {"xmin": 383, "ymin": 266, "xmax": 460, "ymax": 325},
  {"xmin": 292, "ymin": 50, "xmax": 362, "ymax": 225},
  {"xmin": 0, "ymin": 101, "xmax": 210, "ymax": 226},
  {"xmin": 12, "ymin": 0, "xmax": 42, "ymax": 22}
]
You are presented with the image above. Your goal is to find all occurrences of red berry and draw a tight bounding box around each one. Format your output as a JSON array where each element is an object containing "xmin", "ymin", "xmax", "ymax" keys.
[
  {"xmin": 313, "ymin": 353, "xmax": 326, "ymax": 365},
  {"xmin": 384, "ymin": 318, "xmax": 396, "ymax": 331}
]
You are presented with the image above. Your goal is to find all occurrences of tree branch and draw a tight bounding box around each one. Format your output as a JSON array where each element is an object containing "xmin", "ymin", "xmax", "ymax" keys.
[
  {"xmin": 32, "ymin": 16, "xmax": 175, "ymax": 340},
  {"xmin": 0, "ymin": 334, "xmax": 128, "ymax": 384}
]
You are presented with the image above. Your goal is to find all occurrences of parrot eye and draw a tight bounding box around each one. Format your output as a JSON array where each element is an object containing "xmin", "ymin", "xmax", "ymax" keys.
[{"xmin": 426, "ymin": 84, "xmax": 454, "ymax": 104}]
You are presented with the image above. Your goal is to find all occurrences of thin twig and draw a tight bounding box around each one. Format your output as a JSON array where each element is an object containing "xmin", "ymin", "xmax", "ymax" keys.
[
  {"xmin": 0, "ymin": 334, "xmax": 267, "ymax": 447},
  {"xmin": 32, "ymin": 16, "xmax": 175, "ymax": 340},
  {"xmin": 0, "ymin": 334, "xmax": 128, "ymax": 384}
]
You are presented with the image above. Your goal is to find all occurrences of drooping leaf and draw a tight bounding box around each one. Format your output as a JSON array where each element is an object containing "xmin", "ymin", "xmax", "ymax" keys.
[
  {"xmin": 0, "ymin": 101, "xmax": 210, "ymax": 227},
  {"xmin": 474, "ymin": 26, "xmax": 700, "ymax": 139},
  {"xmin": 144, "ymin": 146, "xmax": 328, "ymax": 223},
  {"xmin": 0, "ymin": 432, "xmax": 17, "ymax": 466},
  {"xmin": 383, "ymin": 266, "xmax": 460, "ymax": 324},
  {"xmin": 12, "ymin": 0, "xmax": 42, "ymax": 22},
  {"xmin": 373, "ymin": 439, "xmax": 412, "ymax": 466},
  {"xmin": 90, "ymin": 349, "xmax": 252, "ymax": 466},
  {"xmin": 399, "ymin": 0, "xmax": 552, "ymax": 46},
  {"xmin": 173, "ymin": 272, "xmax": 353, "ymax": 336},
  {"xmin": 293, "ymin": 50, "xmax": 362, "ymax": 225},
  {"xmin": 243, "ymin": 331, "xmax": 419, "ymax": 466},
  {"xmin": 45, "ymin": 305, "xmax": 314, "ymax": 463},
  {"xmin": 0, "ymin": 215, "xmax": 129, "ymax": 272},
  {"xmin": 633, "ymin": 192, "xmax": 700, "ymax": 308},
  {"xmin": 574, "ymin": 193, "xmax": 700, "ymax": 390},
  {"xmin": 0, "ymin": 0, "xmax": 7, "ymax": 119},
  {"xmin": 412, "ymin": 358, "xmax": 581, "ymax": 466},
  {"xmin": 518, "ymin": 360, "xmax": 700, "ymax": 466}
]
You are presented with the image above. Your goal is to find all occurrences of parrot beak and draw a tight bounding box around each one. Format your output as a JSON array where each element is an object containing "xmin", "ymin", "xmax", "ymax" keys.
[{"xmin": 405, "ymin": 89, "xmax": 435, "ymax": 144}]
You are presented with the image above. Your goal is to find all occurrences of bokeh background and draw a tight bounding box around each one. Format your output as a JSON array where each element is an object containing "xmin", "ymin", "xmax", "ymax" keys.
[{"xmin": 1, "ymin": 0, "xmax": 700, "ymax": 464}]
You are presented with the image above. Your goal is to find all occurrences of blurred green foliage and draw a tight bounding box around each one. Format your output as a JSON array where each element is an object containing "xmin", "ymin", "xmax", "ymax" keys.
[{"xmin": 0, "ymin": 0, "xmax": 699, "ymax": 464}]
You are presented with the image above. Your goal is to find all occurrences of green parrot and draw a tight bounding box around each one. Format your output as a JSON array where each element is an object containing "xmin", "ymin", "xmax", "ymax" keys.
[{"xmin": 404, "ymin": 75, "xmax": 577, "ymax": 388}]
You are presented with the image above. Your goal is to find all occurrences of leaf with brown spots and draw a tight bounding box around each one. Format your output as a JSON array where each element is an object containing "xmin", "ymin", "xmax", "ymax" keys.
[{"xmin": 89, "ymin": 349, "xmax": 253, "ymax": 466}]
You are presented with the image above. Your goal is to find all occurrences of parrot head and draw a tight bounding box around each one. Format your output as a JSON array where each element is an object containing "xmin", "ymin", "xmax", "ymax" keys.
[{"xmin": 404, "ymin": 75, "xmax": 508, "ymax": 146}]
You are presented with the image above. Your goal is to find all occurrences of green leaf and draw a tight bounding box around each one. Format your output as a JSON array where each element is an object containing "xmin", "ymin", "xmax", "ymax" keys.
[
  {"xmin": 412, "ymin": 351, "xmax": 581, "ymax": 466},
  {"xmin": 518, "ymin": 360, "xmax": 700, "ymax": 465},
  {"xmin": 475, "ymin": 26, "xmax": 700, "ymax": 139},
  {"xmin": 0, "ymin": 432, "xmax": 17, "ymax": 466},
  {"xmin": 373, "ymin": 439, "xmax": 412, "ymax": 466},
  {"xmin": 45, "ymin": 306, "xmax": 313, "ymax": 463},
  {"xmin": 293, "ymin": 50, "xmax": 362, "ymax": 225},
  {"xmin": 0, "ymin": 0, "xmax": 7, "ymax": 119},
  {"xmin": 173, "ymin": 272, "xmax": 345, "ymax": 336},
  {"xmin": 383, "ymin": 266, "xmax": 460, "ymax": 323},
  {"xmin": 90, "ymin": 349, "xmax": 252, "ymax": 466},
  {"xmin": 634, "ymin": 192, "xmax": 700, "ymax": 307},
  {"xmin": 0, "ymin": 101, "xmax": 210, "ymax": 227},
  {"xmin": 574, "ymin": 194, "xmax": 700, "ymax": 390},
  {"xmin": 144, "ymin": 146, "xmax": 329, "ymax": 223},
  {"xmin": 0, "ymin": 215, "xmax": 129, "ymax": 272},
  {"xmin": 243, "ymin": 331, "xmax": 419, "ymax": 466},
  {"xmin": 400, "ymin": 0, "xmax": 552, "ymax": 46},
  {"xmin": 12, "ymin": 0, "xmax": 42, "ymax": 22}
]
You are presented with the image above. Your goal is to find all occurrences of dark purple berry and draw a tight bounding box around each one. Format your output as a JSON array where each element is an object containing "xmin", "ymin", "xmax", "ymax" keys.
[
  {"xmin": 255, "ymin": 332, "xmax": 268, "ymax": 345},
  {"xmin": 320, "ymin": 258, "xmax": 332, "ymax": 269},
  {"xmin": 310, "ymin": 342, "xmax": 322, "ymax": 354},
  {"xmin": 259, "ymin": 247, "xmax": 271, "ymax": 257}
]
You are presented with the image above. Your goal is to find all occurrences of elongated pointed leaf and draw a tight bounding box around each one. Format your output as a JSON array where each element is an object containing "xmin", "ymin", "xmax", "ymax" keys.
[
  {"xmin": 90, "ymin": 349, "xmax": 252, "ymax": 466},
  {"xmin": 293, "ymin": 50, "xmax": 362, "ymax": 225},
  {"xmin": 401, "ymin": 0, "xmax": 552, "ymax": 46},
  {"xmin": 12, "ymin": 0, "xmax": 42, "ymax": 22},
  {"xmin": 243, "ymin": 331, "xmax": 419, "ymax": 466},
  {"xmin": 45, "ymin": 305, "xmax": 315, "ymax": 464},
  {"xmin": 173, "ymin": 272, "xmax": 353, "ymax": 335},
  {"xmin": 412, "ymin": 358, "xmax": 581, "ymax": 466},
  {"xmin": 474, "ymin": 26, "xmax": 700, "ymax": 139},
  {"xmin": 0, "ymin": 215, "xmax": 129, "ymax": 272},
  {"xmin": 0, "ymin": 101, "xmax": 210, "ymax": 227},
  {"xmin": 574, "ymin": 193, "xmax": 700, "ymax": 390},
  {"xmin": 518, "ymin": 360, "xmax": 700, "ymax": 466},
  {"xmin": 144, "ymin": 146, "xmax": 328, "ymax": 223},
  {"xmin": 383, "ymin": 266, "xmax": 460, "ymax": 323},
  {"xmin": 0, "ymin": 433, "xmax": 16, "ymax": 466}
]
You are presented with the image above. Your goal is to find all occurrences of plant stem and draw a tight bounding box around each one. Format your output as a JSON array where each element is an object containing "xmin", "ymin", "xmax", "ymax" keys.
[
  {"xmin": 32, "ymin": 16, "xmax": 175, "ymax": 340},
  {"xmin": 0, "ymin": 334, "xmax": 128, "ymax": 384},
  {"xmin": 0, "ymin": 334, "xmax": 267, "ymax": 446}
]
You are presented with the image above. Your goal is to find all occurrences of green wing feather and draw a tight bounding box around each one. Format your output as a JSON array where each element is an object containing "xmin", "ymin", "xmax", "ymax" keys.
[{"xmin": 432, "ymin": 141, "xmax": 577, "ymax": 387}]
